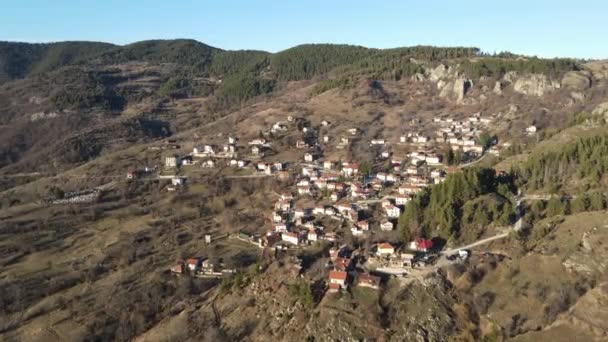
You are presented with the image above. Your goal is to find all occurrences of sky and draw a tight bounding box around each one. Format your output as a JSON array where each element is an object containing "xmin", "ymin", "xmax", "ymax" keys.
[{"xmin": 1, "ymin": 0, "xmax": 607, "ymax": 59}]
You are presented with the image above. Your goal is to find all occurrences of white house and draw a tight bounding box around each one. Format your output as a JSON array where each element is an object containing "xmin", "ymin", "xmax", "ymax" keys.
[
  {"xmin": 380, "ymin": 220, "xmax": 394, "ymax": 231},
  {"xmin": 526, "ymin": 125, "xmax": 537, "ymax": 135},
  {"xmin": 376, "ymin": 243, "xmax": 395, "ymax": 256},
  {"xmin": 385, "ymin": 205, "xmax": 401, "ymax": 218},
  {"xmin": 328, "ymin": 270, "xmax": 348, "ymax": 292},
  {"xmin": 342, "ymin": 163, "xmax": 359, "ymax": 177},
  {"xmin": 281, "ymin": 232, "xmax": 300, "ymax": 245},
  {"xmin": 165, "ymin": 155, "xmax": 179, "ymax": 168},
  {"xmin": 304, "ymin": 153, "xmax": 314, "ymax": 162},
  {"xmin": 171, "ymin": 177, "xmax": 185, "ymax": 186},
  {"xmin": 274, "ymin": 222, "xmax": 288, "ymax": 232}
]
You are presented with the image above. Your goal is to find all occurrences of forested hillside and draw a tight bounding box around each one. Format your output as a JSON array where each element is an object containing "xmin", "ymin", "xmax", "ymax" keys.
[
  {"xmin": 0, "ymin": 41, "xmax": 115, "ymax": 83},
  {"xmin": 399, "ymin": 168, "xmax": 515, "ymax": 243},
  {"xmin": 517, "ymin": 134, "xmax": 608, "ymax": 192}
]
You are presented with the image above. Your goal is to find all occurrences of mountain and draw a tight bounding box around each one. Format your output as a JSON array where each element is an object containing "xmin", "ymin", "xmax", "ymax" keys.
[{"xmin": 1, "ymin": 38, "xmax": 608, "ymax": 341}]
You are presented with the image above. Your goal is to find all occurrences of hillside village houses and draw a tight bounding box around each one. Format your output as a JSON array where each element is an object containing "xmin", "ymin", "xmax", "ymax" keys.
[{"xmin": 165, "ymin": 111, "xmax": 503, "ymax": 289}]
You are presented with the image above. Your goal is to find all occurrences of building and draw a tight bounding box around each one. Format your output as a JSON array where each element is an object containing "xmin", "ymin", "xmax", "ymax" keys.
[
  {"xmin": 526, "ymin": 125, "xmax": 537, "ymax": 135},
  {"xmin": 328, "ymin": 270, "xmax": 348, "ymax": 292},
  {"xmin": 171, "ymin": 177, "xmax": 185, "ymax": 186},
  {"xmin": 380, "ymin": 219, "xmax": 394, "ymax": 231},
  {"xmin": 357, "ymin": 273, "xmax": 381, "ymax": 290},
  {"xmin": 376, "ymin": 243, "xmax": 395, "ymax": 257},
  {"xmin": 342, "ymin": 163, "xmax": 359, "ymax": 177},
  {"xmin": 282, "ymin": 232, "xmax": 300, "ymax": 245},
  {"xmin": 385, "ymin": 205, "xmax": 401, "ymax": 218},
  {"xmin": 410, "ymin": 238, "xmax": 434, "ymax": 252},
  {"xmin": 186, "ymin": 258, "xmax": 200, "ymax": 272},
  {"xmin": 165, "ymin": 155, "xmax": 179, "ymax": 168},
  {"xmin": 304, "ymin": 153, "xmax": 314, "ymax": 162}
]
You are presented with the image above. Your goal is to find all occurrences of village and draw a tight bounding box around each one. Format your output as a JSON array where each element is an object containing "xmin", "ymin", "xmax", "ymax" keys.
[{"xmin": 133, "ymin": 111, "xmax": 525, "ymax": 295}]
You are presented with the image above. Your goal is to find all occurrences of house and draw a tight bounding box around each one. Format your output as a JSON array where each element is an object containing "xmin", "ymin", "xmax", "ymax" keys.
[
  {"xmin": 201, "ymin": 160, "xmax": 215, "ymax": 168},
  {"xmin": 340, "ymin": 137, "xmax": 350, "ymax": 145},
  {"xmin": 348, "ymin": 128, "xmax": 358, "ymax": 135},
  {"xmin": 324, "ymin": 207, "xmax": 337, "ymax": 216},
  {"xmin": 321, "ymin": 120, "xmax": 331, "ymax": 126},
  {"xmin": 342, "ymin": 163, "xmax": 359, "ymax": 177},
  {"xmin": 274, "ymin": 222, "xmax": 288, "ymax": 232},
  {"xmin": 272, "ymin": 212, "xmax": 283, "ymax": 223},
  {"xmin": 357, "ymin": 220, "xmax": 370, "ymax": 231},
  {"xmin": 351, "ymin": 226, "xmax": 365, "ymax": 236},
  {"xmin": 376, "ymin": 242, "xmax": 395, "ymax": 257},
  {"xmin": 394, "ymin": 194, "xmax": 411, "ymax": 206},
  {"xmin": 380, "ymin": 219, "xmax": 394, "ymax": 231},
  {"xmin": 237, "ymin": 160, "xmax": 246, "ymax": 168},
  {"xmin": 371, "ymin": 139, "xmax": 385, "ymax": 145},
  {"xmin": 251, "ymin": 146, "xmax": 261, "ymax": 155},
  {"xmin": 282, "ymin": 232, "xmax": 300, "ymax": 245},
  {"xmin": 274, "ymin": 162, "xmax": 283, "ymax": 171},
  {"xmin": 171, "ymin": 262, "xmax": 184, "ymax": 274},
  {"xmin": 400, "ymin": 136, "xmax": 407, "ymax": 143},
  {"xmin": 413, "ymin": 135, "xmax": 429, "ymax": 144},
  {"xmin": 126, "ymin": 170, "xmax": 136, "ymax": 179},
  {"xmin": 323, "ymin": 160, "xmax": 334, "ymax": 170},
  {"xmin": 328, "ymin": 270, "xmax": 348, "ymax": 292},
  {"xmin": 357, "ymin": 273, "xmax": 381, "ymax": 290},
  {"xmin": 296, "ymin": 140, "xmax": 309, "ymax": 149},
  {"xmin": 526, "ymin": 125, "xmax": 537, "ymax": 135},
  {"xmin": 334, "ymin": 257, "xmax": 353, "ymax": 272},
  {"xmin": 330, "ymin": 192, "xmax": 339, "ymax": 202},
  {"xmin": 323, "ymin": 135, "xmax": 329, "ymax": 143},
  {"xmin": 297, "ymin": 186, "xmax": 311, "ymax": 195},
  {"xmin": 171, "ymin": 177, "xmax": 185, "ymax": 186},
  {"xmin": 308, "ymin": 229, "xmax": 318, "ymax": 242},
  {"xmin": 304, "ymin": 153, "xmax": 314, "ymax": 162},
  {"xmin": 410, "ymin": 238, "xmax": 434, "ymax": 252},
  {"xmin": 385, "ymin": 205, "xmax": 401, "ymax": 218},
  {"xmin": 165, "ymin": 155, "xmax": 179, "ymax": 168},
  {"xmin": 426, "ymin": 154, "xmax": 442, "ymax": 165},
  {"xmin": 186, "ymin": 258, "xmax": 200, "ymax": 272},
  {"xmin": 228, "ymin": 136, "xmax": 237, "ymax": 144},
  {"xmin": 223, "ymin": 144, "xmax": 236, "ymax": 153},
  {"xmin": 181, "ymin": 156, "xmax": 194, "ymax": 165},
  {"xmin": 193, "ymin": 145, "xmax": 212, "ymax": 157},
  {"xmin": 249, "ymin": 138, "xmax": 266, "ymax": 146}
]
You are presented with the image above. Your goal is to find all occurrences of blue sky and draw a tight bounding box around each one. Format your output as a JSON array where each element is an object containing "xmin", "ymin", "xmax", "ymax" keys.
[{"xmin": 1, "ymin": 0, "xmax": 607, "ymax": 58}]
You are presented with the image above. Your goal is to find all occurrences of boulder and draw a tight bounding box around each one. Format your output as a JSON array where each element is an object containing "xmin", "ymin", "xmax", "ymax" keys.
[
  {"xmin": 513, "ymin": 74, "xmax": 559, "ymax": 96},
  {"xmin": 561, "ymin": 70, "xmax": 592, "ymax": 90}
]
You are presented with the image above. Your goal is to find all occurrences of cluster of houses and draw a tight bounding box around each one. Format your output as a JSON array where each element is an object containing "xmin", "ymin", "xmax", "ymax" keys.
[
  {"xmin": 326, "ymin": 245, "xmax": 381, "ymax": 292},
  {"xmin": 170, "ymin": 257, "xmax": 235, "ymax": 278}
]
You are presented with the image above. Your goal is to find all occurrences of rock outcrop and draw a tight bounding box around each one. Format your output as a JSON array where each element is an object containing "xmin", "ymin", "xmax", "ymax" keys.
[
  {"xmin": 512, "ymin": 74, "xmax": 560, "ymax": 96},
  {"xmin": 438, "ymin": 77, "xmax": 473, "ymax": 104},
  {"xmin": 561, "ymin": 70, "xmax": 592, "ymax": 90},
  {"xmin": 592, "ymin": 102, "xmax": 608, "ymax": 118}
]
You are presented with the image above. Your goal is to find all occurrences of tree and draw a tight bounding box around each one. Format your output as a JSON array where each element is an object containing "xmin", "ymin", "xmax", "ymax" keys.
[
  {"xmin": 589, "ymin": 192, "xmax": 606, "ymax": 211},
  {"xmin": 571, "ymin": 194, "xmax": 589, "ymax": 214},
  {"xmin": 478, "ymin": 132, "xmax": 496, "ymax": 149},
  {"xmin": 546, "ymin": 197, "xmax": 564, "ymax": 217},
  {"xmin": 445, "ymin": 147, "xmax": 456, "ymax": 166}
]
